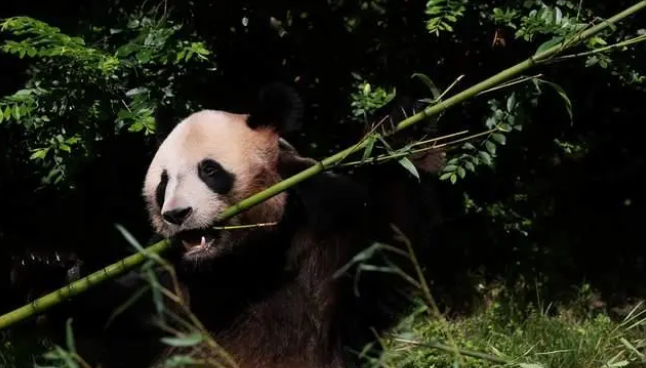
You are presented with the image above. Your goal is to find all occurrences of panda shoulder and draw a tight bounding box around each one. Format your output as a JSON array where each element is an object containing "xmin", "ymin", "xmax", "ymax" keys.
[{"xmin": 278, "ymin": 150, "xmax": 369, "ymax": 231}]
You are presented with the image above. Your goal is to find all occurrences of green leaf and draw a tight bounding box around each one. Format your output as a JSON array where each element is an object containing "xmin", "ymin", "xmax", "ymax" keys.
[
  {"xmin": 160, "ymin": 332, "xmax": 204, "ymax": 347},
  {"xmin": 162, "ymin": 355, "xmax": 199, "ymax": 367},
  {"xmin": 464, "ymin": 161, "xmax": 475, "ymax": 172},
  {"xmin": 506, "ymin": 93, "xmax": 516, "ymax": 112},
  {"xmin": 444, "ymin": 164, "xmax": 458, "ymax": 172},
  {"xmin": 449, "ymin": 173, "xmax": 457, "ymax": 184},
  {"xmin": 485, "ymin": 140, "xmax": 497, "ymax": 154},
  {"xmin": 604, "ymin": 360, "xmax": 629, "ymax": 368},
  {"xmin": 439, "ymin": 172, "xmax": 452, "ymax": 181},
  {"xmin": 538, "ymin": 79, "xmax": 573, "ymax": 123},
  {"xmin": 362, "ymin": 135, "xmax": 376, "ymax": 163},
  {"xmin": 128, "ymin": 122, "xmax": 144, "ymax": 132},
  {"xmin": 12, "ymin": 105, "xmax": 21, "ymax": 120},
  {"xmin": 65, "ymin": 318, "xmax": 76, "ymax": 353},
  {"xmin": 398, "ymin": 157, "xmax": 420, "ymax": 181},
  {"xmin": 492, "ymin": 133, "xmax": 507, "ymax": 145},
  {"xmin": 535, "ymin": 36, "xmax": 564, "ymax": 55},
  {"xmin": 411, "ymin": 73, "xmax": 442, "ymax": 101},
  {"xmin": 125, "ymin": 87, "xmax": 149, "ymax": 97},
  {"xmin": 0, "ymin": 111, "xmax": 3, "ymax": 124},
  {"xmin": 462, "ymin": 142, "xmax": 476, "ymax": 150},
  {"xmin": 498, "ymin": 123, "xmax": 513, "ymax": 132},
  {"xmin": 457, "ymin": 166, "xmax": 466, "ymax": 179},
  {"xmin": 518, "ymin": 364, "xmax": 546, "ymax": 368},
  {"xmin": 485, "ymin": 117, "xmax": 497, "ymax": 129},
  {"xmin": 479, "ymin": 151, "xmax": 492, "ymax": 165},
  {"xmin": 30, "ymin": 148, "xmax": 49, "ymax": 160}
]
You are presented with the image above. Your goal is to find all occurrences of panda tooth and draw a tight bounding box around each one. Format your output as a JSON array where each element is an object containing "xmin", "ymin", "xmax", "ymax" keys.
[{"xmin": 200, "ymin": 236, "xmax": 206, "ymax": 247}]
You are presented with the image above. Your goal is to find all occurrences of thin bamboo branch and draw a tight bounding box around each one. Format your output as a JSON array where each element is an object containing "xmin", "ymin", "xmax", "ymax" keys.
[
  {"xmin": 546, "ymin": 33, "xmax": 646, "ymax": 63},
  {"xmin": 391, "ymin": 337, "xmax": 510, "ymax": 364},
  {"xmin": 1, "ymin": 0, "xmax": 645, "ymax": 331}
]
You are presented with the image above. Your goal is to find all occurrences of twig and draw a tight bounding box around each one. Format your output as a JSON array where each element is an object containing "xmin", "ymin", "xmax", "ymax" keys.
[{"xmin": 545, "ymin": 34, "xmax": 646, "ymax": 64}]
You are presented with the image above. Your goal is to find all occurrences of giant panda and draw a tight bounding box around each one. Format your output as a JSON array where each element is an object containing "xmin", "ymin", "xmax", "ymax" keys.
[{"xmin": 6, "ymin": 83, "xmax": 444, "ymax": 368}]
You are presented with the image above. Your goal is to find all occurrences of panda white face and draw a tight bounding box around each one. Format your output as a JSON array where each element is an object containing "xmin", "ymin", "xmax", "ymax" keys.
[{"xmin": 143, "ymin": 109, "xmax": 288, "ymax": 262}]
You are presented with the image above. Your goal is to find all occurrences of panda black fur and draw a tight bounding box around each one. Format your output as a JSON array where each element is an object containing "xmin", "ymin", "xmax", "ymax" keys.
[{"xmin": 8, "ymin": 83, "xmax": 443, "ymax": 368}]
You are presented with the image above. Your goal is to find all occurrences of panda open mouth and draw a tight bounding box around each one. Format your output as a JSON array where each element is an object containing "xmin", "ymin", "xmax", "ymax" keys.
[{"xmin": 175, "ymin": 229, "xmax": 219, "ymax": 255}]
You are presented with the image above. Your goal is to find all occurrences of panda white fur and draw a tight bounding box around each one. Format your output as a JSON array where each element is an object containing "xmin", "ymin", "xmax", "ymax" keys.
[{"xmin": 12, "ymin": 83, "xmax": 443, "ymax": 368}]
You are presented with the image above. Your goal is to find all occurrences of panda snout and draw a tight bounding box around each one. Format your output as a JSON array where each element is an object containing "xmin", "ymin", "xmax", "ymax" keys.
[{"xmin": 162, "ymin": 206, "xmax": 193, "ymax": 226}]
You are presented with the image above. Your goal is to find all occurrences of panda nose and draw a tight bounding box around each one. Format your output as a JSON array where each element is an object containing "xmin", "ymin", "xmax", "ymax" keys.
[{"xmin": 162, "ymin": 207, "xmax": 193, "ymax": 225}]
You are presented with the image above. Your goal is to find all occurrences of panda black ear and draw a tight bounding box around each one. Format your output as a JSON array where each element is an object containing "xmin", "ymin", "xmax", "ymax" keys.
[{"xmin": 247, "ymin": 83, "xmax": 304, "ymax": 134}]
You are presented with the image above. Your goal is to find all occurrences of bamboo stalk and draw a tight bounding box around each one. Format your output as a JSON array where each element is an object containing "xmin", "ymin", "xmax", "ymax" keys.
[{"xmin": 1, "ymin": 0, "xmax": 644, "ymax": 331}]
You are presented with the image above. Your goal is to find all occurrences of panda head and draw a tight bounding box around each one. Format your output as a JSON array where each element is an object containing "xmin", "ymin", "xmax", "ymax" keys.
[{"xmin": 143, "ymin": 84, "xmax": 304, "ymax": 262}]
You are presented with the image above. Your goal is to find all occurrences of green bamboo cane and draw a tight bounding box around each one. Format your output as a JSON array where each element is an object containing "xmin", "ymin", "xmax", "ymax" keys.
[{"xmin": 1, "ymin": 0, "xmax": 644, "ymax": 331}]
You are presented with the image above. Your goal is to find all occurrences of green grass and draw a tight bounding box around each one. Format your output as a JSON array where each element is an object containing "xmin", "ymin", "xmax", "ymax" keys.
[{"xmin": 360, "ymin": 284, "xmax": 646, "ymax": 368}]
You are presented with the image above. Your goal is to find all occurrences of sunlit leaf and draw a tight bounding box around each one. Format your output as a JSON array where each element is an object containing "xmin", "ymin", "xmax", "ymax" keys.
[
  {"xmin": 486, "ymin": 140, "xmax": 497, "ymax": 154},
  {"xmin": 398, "ymin": 157, "xmax": 420, "ymax": 181},
  {"xmin": 161, "ymin": 333, "xmax": 204, "ymax": 347},
  {"xmin": 457, "ymin": 166, "xmax": 466, "ymax": 178},
  {"xmin": 492, "ymin": 133, "xmax": 507, "ymax": 145}
]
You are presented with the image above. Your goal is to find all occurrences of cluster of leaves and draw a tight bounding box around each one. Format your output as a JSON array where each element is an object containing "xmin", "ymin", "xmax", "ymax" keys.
[
  {"xmin": 425, "ymin": 0, "xmax": 468, "ymax": 36},
  {"xmin": 349, "ymin": 77, "xmax": 396, "ymax": 122},
  {"xmin": 486, "ymin": 1, "xmax": 646, "ymax": 88},
  {"xmin": 439, "ymin": 89, "xmax": 530, "ymax": 184},
  {"xmin": 0, "ymin": 14, "xmax": 214, "ymax": 186}
]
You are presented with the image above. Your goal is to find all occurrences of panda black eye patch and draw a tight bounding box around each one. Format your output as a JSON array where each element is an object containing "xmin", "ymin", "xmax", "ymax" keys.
[
  {"xmin": 155, "ymin": 170, "xmax": 169, "ymax": 208},
  {"xmin": 198, "ymin": 159, "xmax": 235, "ymax": 194}
]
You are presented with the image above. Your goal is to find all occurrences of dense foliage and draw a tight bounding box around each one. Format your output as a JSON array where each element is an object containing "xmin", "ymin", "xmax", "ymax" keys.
[{"xmin": 1, "ymin": 0, "xmax": 645, "ymax": 366}]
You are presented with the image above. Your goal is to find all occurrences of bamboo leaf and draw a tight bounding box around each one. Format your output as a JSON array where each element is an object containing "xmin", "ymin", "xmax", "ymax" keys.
[
  {"xmin": 65, "ymin": 318, "xmax": 76, "ymax": 353},
  {"xmin": 398, "ymin": 157, "xmax": 420, "ymax": 181},
  {"xmin": 362, "ymin": 135, "xmax": 376, "ymax": 163},
  {"xmin": 160, "ymin": 332, "xmax": 204, "ymax": 347},
  {"xmin": 535, "ymin": 36, "xmax": 564, "ymax": 55},
  {"xmin": 411, "ymin": 73, "xmax": 442, "ymax": 100},
  {"xmin": 538, "ymin": 79, "xmax": 573, "ymax": 123}
]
